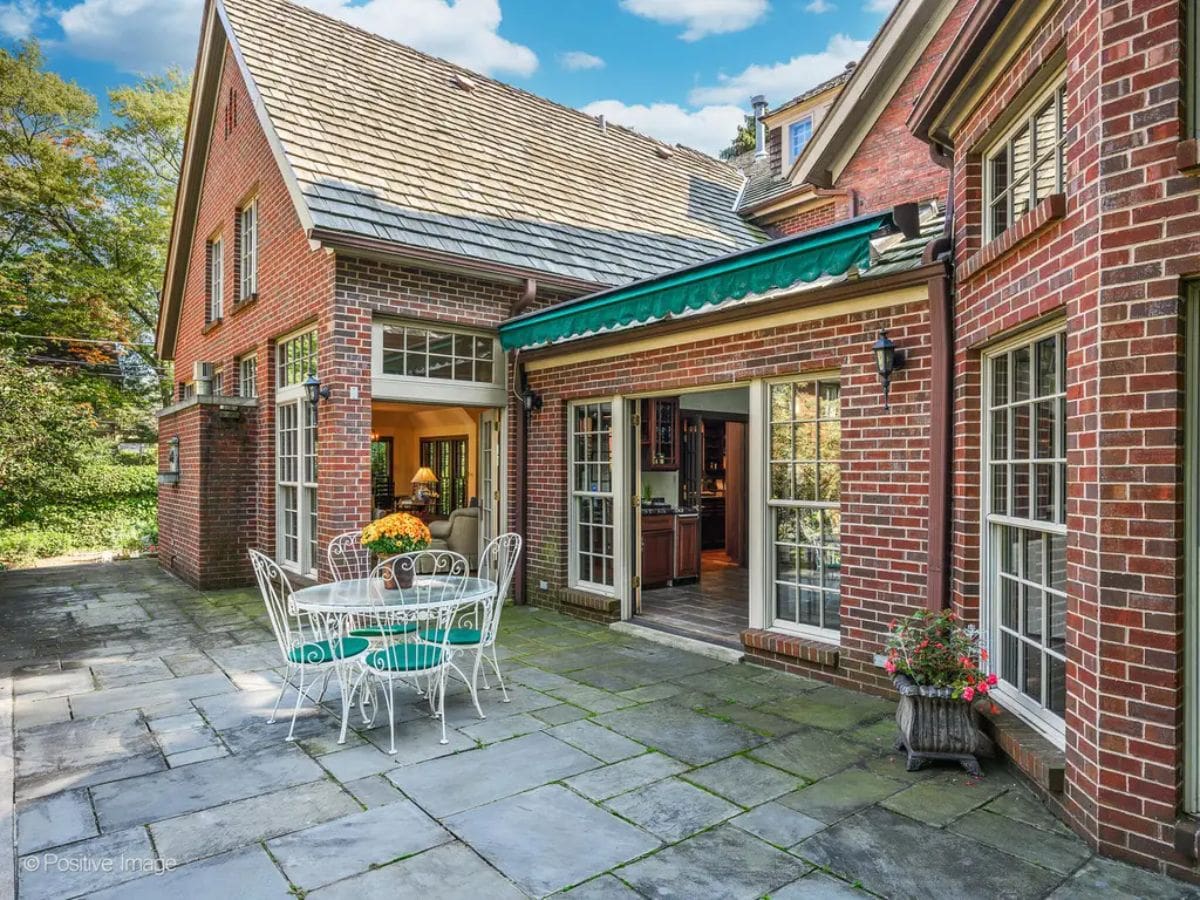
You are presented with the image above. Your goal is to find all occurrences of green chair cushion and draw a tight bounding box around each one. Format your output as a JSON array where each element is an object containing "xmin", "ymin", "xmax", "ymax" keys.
[
  {"xmin": 349, "ymin": 621, "xmax": 418, "ymax": 638},
  {"xmin": 288, "ymin": 637, "xmax": 369, "ymax": 665},
  {"xmin": 419, "ymin": 627, "xmax": 483, "ymax": 646},
  {"xmin": 365, "ymin": 644, "xmax": 444, "ymax": 672}
]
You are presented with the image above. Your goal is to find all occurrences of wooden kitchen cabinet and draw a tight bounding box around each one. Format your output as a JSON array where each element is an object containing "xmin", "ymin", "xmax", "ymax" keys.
[
  {"xmin": 675, "ymin": 515, "xmax": 700, "ymax": 581},
  {"xmin": 641, "ymin": 514, "xmax": 674, "ymax": 588},
  {"xmin": 641, "ymin": 398, "xmax": 680, "ymax": 470}
]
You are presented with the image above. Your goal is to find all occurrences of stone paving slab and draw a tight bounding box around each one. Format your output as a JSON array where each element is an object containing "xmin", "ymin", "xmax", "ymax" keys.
[
  {"xmin": 308, "ymin": 841, "xmax": 526, "ymax": 899},
  {"xmin": 604, "ymin": 776, "xmax": 741, "ymax": 842},
  {"xmin": 70, "ymin": 672, "xmax": 236, "ymax": 719},
  {"xmin": 682, "ymin": 754, "xmax": 804, "ymax": 808},
  {"xmin": 17, "ymin": 788, "xmax": 98, "ymax": 854},
  {"xmin": 593, "ymin": 700, "xmax": 765, "ymax": 765},
  {"xmin": 267, "ymin": 800, "xmax": 452, "ymax": 890},
  {"xmin": 563, "ymin": 752, "xmax": 690, "ymax": 802},
  {"xmin": 84, "ymin": 846, "xmax": 294, "ymax": 899},
  {"xmin": 445, "ymin": 784, "xmax": 660, "ymax": 896},
  {"xmin": 18, "ymin": 825, "xmax": 155, "ymax": 900},
  {"xmin": 389, "ymin": 731, "xmax": 599, "ymax": 817}
]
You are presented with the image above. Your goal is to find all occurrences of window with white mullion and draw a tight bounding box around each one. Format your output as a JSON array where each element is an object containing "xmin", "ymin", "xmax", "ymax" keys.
[
  {"xmin": 984, "ymin": 327, "xmax": 1068, "ymax": 739},
  {"xmin": 380, "ymin": 323, "xmax": 497, "ymax": 385},
  {"xmin": 768, "ymin": 377, "xmax": 841, "ymax": 636},
  {"xmin": 239, "ymin": 200, "xmax": 258, "ymax": 301},
  {"xmin": 208, "ymin": 237, "xmax": 224, "ymax": 322},
  {"xmin": 569, "ymin": 401, "xmax": 615, "ymax": 593},
  {"xmin": 986, "ymin": 83, "xmax": 1068, "ymax": 241}
]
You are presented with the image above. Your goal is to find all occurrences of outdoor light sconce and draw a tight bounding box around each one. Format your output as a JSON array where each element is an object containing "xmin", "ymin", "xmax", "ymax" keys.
[
  {"xmin": 158, "ymin": 435, "xmax": 181, "ymax": 486},
  {"xmin": 521, "ymin": 389, "xmax": 543, "ymax": 413},
  {"xmin": 303, "ymin": 372, "xmax": 332, "ymax": 421},
  {"xmin": 872, "ymin": 330, "xmax": 905, "ymax": 410}
]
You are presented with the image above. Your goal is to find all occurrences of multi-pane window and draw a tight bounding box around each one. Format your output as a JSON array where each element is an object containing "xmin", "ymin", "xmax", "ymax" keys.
[
  {"xmin": 211, "ymin": 369, "xmax": 224, "ymax": 396},
  {"xmin": 239, "ymin": 354, "xmax": 257, "ymax": 398},
  {"xmin": 769, "ymin": 378, "xmax": 841, "ymax": 634},
  {"xmin": 788, "ymin": 117, "xmax": 813, "ymax": 161},
  {"xmin": 420, "ymin": 437, "xmax": 468, "ymax": 516},
  {"xmin": 238, "ymin": 199, "xmax": 258, "ymax": 301},
  {"xmin": 986, "ymin": 83, "xmax": 1068, "ymax": 240},
  {"xmin": 985, "ymin": 328, "xmax": 1068, "ymax": 738},
  {"xmin": 570, "ymin": 402, "xmax": 614, "ymax": 592},
  {"xmin": 277, "ymin": 330, "xmax": 317, "ymax": 387},
  {"xmin": 381, "ymin": 324, "xmax": 496, "ymax": 384},
  {"xmin": 207, "ymin": 237, "xmax": 224, "ymax": 322}
]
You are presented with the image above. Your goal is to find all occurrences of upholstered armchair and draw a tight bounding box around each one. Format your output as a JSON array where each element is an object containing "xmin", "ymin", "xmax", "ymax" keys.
[{"xmin": 429, "ymin": 507, "xmax": 479, "ymax": 569}]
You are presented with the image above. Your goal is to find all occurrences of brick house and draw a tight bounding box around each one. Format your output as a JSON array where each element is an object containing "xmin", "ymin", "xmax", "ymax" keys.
[{"xmin": 157, "ymin": 0, "xmax": 1200, "ymax": 881}]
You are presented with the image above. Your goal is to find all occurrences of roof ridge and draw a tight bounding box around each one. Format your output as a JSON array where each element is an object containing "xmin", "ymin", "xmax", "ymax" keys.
[{"xmin": 226, "ymin": 0, "xmax": 739, "ymax": 172}]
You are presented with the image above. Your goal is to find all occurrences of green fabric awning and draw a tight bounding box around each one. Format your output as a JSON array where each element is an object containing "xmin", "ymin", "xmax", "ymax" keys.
[{"xmin": 500, "ymin": 212, "xmax": 892, "ymax": 350}]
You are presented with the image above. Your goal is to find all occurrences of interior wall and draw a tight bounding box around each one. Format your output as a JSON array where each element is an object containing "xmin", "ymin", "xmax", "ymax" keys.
[{"xmin": 372, "ymin": 404, "xmax": 484, "ymax": 504}]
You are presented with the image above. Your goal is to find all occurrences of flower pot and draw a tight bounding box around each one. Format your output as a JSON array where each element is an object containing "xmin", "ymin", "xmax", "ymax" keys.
[
  {"xmin": 381, "ymin": 564, "xmax": 414, "ymax": 591},
  {"xmin": 892, "ymin": 674, "xmax": 993, "ymax": 776}
]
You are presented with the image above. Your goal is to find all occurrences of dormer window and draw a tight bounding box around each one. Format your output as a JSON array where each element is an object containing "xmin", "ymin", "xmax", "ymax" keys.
[
  {"xmin": 788, "ymin": 116, "xmax": 813, "ymax": 162},
  {"xmin": 985, "ymin": 81, "xmax": 1068, "ymax": 241}
]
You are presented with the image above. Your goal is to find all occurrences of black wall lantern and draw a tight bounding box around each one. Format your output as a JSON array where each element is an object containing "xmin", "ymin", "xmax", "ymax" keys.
[
  {"xmin": 303, "ymin": 372, "xmax": 332, "ymax": 421},
  {"xmin": 872, "ymin": 330, "xmax": 904, "ymax": 410}
]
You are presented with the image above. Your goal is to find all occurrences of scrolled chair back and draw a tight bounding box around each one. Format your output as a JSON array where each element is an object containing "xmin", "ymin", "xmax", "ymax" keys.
[
  {"xmin": 369, "ymin": 549, "xmax": 469, "ymax": 605},
  {"xmin": 249, "ymin": 548, "xmax": 319, "ymax": 663},
  {"xmin": 478, "ymin": 533, "xmax": 522, "ymax": 643},
  {"xmin": 327, "ymin": 530, "xmax": 372, "ymax": 582}
]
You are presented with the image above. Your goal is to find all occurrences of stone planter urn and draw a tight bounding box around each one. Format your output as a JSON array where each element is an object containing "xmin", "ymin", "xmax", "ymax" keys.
[
  {"xmin": 892, "ymin": 674, "xmax": 994, "ymax": 776},
  {"xmin": 381, "ymin": 558, "xmax": 415, "ymax": 591}
]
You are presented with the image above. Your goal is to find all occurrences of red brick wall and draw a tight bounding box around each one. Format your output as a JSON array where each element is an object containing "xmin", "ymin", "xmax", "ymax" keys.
[
  {"xmin": 831, "ymin": 3, "xmax": 972, "ymax": 216},
  {"xmin": 940, "ymin": 0, "xmax": 1200, "ymax": 881},
  {"xmin": 522, "ymin": 298, "xmax": 932, "ymax": 691},
  {"xmin": 157, "ymin": 400, "xmax": 258, "ymax": 588},
  {"xmin": 769, "ymin": 201, "xmax": 838, "ymax": 237}
]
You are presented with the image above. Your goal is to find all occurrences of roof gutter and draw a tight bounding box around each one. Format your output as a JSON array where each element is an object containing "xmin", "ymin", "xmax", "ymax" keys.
[{"xmin": 308, "ymin": 227, "xmax": 605, "ymax": 295}]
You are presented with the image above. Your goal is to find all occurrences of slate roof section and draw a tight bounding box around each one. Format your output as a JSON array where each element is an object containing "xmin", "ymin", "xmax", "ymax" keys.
[{"xmin": 219, "ymin": 0, "xmax": 764, "ymax": 287}]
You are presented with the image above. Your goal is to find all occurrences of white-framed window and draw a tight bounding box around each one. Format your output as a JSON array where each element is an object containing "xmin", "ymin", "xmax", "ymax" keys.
[
  {"xmin": 238, "ymin": 199, "xmax": 258, "ymax": 301},
  {"xmin": 788, "ymin": 116, "xmax": 813, "ymax": 162},
  {"xmin": 278, "ymin": 329, "xmax": 318, "ymax": 387},
  {"xmin": 212, "ymin": 369, "xmax": 224, "ymax": 396},
  {"xmin": 380, "ymin": 322, "xmax": 498, "ymax": 385},
  {"xmin": 207, "ymin": 236, "xmax": 224, "ymax": 322},
  {"xmin": 982, "ymin": 323, "xmax": 1068, "ymax": 744},
  {"xmin": 569, "ymin": 400, "xmax": 615, "ymax": 594},
  {"xmin": 238, "ymin": 353, "xmax": 257, "ymax": 398},
  {"xmin": 275, "ymin": 327, "xmax": 318, "ymax": 576},
  {"xmin": 984, "ymin": 80, "xmax": 1068, "ymax": 241},
  {"xmin": 768, "ymin": 375, "xmax": 841, "ymax": 638}
]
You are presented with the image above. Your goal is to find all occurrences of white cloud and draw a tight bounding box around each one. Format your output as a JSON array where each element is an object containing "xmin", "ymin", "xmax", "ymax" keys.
[
  {"xmin": 0, "ymin": 0, "xmax": 42, "ymax": 39},
  {"xmin": 688, "ymin": 33, "xmax": 867, "ymax": 106},
  {"xmin": 50, "ymin": 0, "xmax": 536, "ymax": 77},
  {"xmin": 580, "ymin": 98, "xmax": 745, "ymax": 156},
  {"xmin": 619, "ymin": 0, "xmax": 768, "ymax": 41},
  {"xmin": 559, "ymin": 50, "xmax": 604, "ymax": 71},
  {"xmin": 865, "ymin": 0, "xmax": 897, "ymax": 10},
  {"xmin": 805, "ymin": 0, "xmax": 834, "ymax": 12}
]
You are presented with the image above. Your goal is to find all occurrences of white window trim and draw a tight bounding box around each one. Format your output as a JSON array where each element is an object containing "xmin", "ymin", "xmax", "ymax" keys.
[
  {"xmin": 239, "ymin": 199, "xmax": 258, "ymax": 301},
  {"xmin": 208, "ymin": 236, "xmax": 224, "ymax": 322},
  {"xmin": 983, "ymin": 74, "xmax": 1067, "ymax": 242},
  {"xmin": 763, "ymin": 370, "xmax": 842, "ymax": 645},
  {"xmin": 786, "ymin": 115, "xmax": 814, "ymax": 167},
  {"xmin": 979, "ymin": 318, "xmax": 1068, "ymax": 749},
  {"xmin": 370, "ymin": 319, "xmax": 506, "ymax": 407},
  {"xmin": 238, "ymin": 353, "xmax": 258, "ymax": 399},
  {"xmin": 567, "ymin": 398, "xmax": 617, "ymax": 597}
]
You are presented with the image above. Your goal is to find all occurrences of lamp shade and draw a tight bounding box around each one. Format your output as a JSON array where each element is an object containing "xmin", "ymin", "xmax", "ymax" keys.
[{"xmin": 410, "ymin": 466, "xmax": 439, "ymax": 485}]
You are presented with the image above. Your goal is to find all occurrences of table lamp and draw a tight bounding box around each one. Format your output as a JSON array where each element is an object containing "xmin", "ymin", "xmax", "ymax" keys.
[{"xmin": 411, "ymin": 466, "xmax": 439, "ymax": 501}]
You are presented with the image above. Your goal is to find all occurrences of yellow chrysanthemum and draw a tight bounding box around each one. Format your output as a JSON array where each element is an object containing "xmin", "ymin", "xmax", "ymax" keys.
[{"xmin": 360, "ymin": 512, "xmax": 431, "ymax": 553}]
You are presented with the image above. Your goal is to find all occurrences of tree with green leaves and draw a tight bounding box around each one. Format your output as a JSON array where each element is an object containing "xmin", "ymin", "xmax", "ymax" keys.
[{"xmin": 719, "ymin": 113, "xmax": 756, "ymax": 160}]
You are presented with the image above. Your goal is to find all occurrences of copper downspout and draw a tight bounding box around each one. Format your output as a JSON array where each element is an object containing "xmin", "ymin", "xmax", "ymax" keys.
[{"xmin": 925, "ymin": 174, "xmax": 955, "ymax": 611}]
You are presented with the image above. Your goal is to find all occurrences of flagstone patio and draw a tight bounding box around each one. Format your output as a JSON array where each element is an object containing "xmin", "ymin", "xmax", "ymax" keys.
[{"xmin": 1, "ymin": 558, "xmax": 1196, "ymax": 899}]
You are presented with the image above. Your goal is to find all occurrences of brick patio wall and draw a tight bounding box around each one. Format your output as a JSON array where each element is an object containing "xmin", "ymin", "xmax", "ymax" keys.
[
  {"xmin": 938, "ymin": 0, "xmax": 1200, "ymax": 881},
  {"xmin": 521, "ymin": 297, "xmax": 933, "ymax": 693}
]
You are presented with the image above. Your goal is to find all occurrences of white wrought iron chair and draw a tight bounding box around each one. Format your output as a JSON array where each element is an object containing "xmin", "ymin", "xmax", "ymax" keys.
[
  {"xmin": 249, "ymin": 549, "xmax": 369, "ymax": 741},
  {"xmin": 419, "ymin": 533, "xmax": 522, "ymax": 717},
  {"xmin": 327, "ymin": 530, "xmax": 418, "ymax": 645},
  {"xmin": 354, "ymin": 550, "xmax": 475, "ymax": 750}
]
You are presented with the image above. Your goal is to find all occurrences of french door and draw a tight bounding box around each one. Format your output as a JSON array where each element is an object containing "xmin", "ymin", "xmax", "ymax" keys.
[
  {"xmin": 276, "ymin": 398, "xmax": 317, "ymax": 576},
  {"xmin": 479, "ymin": 409, "xmax": 501, "ymax": 554}
]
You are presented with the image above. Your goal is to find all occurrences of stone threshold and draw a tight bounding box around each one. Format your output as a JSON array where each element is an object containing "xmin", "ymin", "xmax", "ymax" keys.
[{"xmin": 610, "ymin": 621, "xmax": 744, "ymax": 664}]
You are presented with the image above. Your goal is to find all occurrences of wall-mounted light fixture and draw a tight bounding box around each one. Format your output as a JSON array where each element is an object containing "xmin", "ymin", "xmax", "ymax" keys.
[
  {"xmin": 303, "ymin": 372, "xmax": 332, "ymax": 421},
  {"xmin": 872, "ymin": 330, "xmax": 904, "ymax": 410}
]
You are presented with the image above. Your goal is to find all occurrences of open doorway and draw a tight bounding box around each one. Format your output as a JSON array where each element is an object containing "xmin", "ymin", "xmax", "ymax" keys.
[
  {"xmin": 371, "ymin": 401, "xmax": 502, "ymax": 569},
  {"xmin": 635, "ymin": 387, "xmax": 749, "ymax": 648}
]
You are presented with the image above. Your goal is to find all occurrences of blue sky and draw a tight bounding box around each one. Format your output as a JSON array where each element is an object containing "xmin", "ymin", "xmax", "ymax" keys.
[{"xmin": 0, "ymin": 0, "xmax": 896, "ymax": 155}]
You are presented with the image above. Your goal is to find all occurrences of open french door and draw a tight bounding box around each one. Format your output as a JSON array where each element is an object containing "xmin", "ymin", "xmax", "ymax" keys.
[{"xmin": 478, "ymin": 409, "xmax": 502, "ymax": 560}]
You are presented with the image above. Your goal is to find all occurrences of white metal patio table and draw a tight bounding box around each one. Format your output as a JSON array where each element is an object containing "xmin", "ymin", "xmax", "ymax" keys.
[{"xmin": 291, "ymin": 575, "xmax": 496, "ymax": 744}]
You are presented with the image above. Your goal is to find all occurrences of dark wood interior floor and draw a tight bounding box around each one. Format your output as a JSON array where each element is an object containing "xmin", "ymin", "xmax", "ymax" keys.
[{"xmin": 636, "ymin": 550, "xmax": 747, "ymax": 649}]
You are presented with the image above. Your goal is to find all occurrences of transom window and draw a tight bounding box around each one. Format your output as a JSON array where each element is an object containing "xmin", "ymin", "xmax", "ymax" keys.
[
  {"xmin": 985, "ymin": 327, "xmax": 1068, "ymax": 741},
  {"xmin": 985, "ymin": 82, "xmax": 1068, "ymax": 241},
  {"xmin": 238, "ymin": 353, "xmax": 257, "ymax": 398},
  {"xmin": 277, "ymin": 330, "xmax": 317, "ymax": 388},
  {"xmin": 381, "ymin": 324, "xmax": 496, "ymax": 384},
  {"xmin": 788, "ymin": 117, "xmax": 813, "ymax": 161},
  {"xmin": 569, "ymin": 402, "xmax": 614, "ymax": 593},
  {"xmin": 207, "ymin": 237, "xmax": 224, "ymax": 322},
  {"xmin": 238, "ymin": 199, "xmax": 258, "ymax": 301},
  {"xmin": 769, "ymin": 377, "xmax": 841, "ymax": 636}
]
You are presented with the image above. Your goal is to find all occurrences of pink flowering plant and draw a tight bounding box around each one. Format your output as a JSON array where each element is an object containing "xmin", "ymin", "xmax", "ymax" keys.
[{"xmin": 883, "ymin": 609, "xmax": 998, "ymax": 702}]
